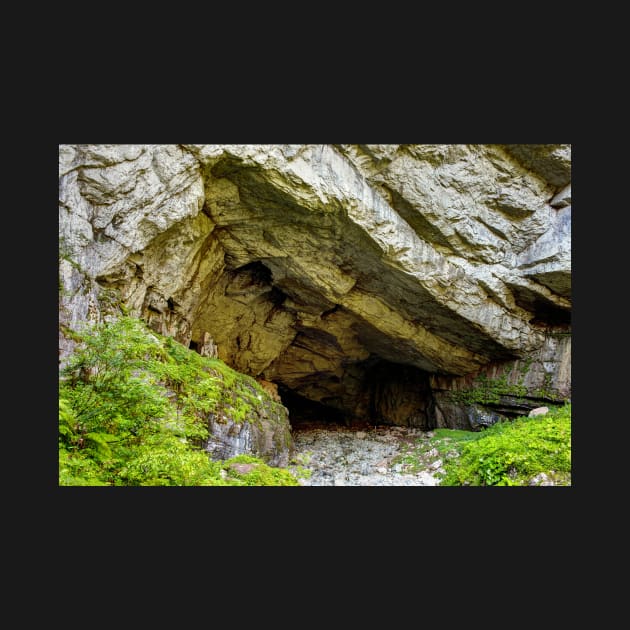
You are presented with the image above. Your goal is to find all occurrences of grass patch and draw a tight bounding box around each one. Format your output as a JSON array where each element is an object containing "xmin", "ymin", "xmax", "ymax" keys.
[
  {"xmin": 434, "ymin": 403, "xmax": 571, "ymax": 486},
  {"xmin": 221, "ymin": 454, "xmax": 301, "ymax": 486},
  {"xmin": 391, "ymin": 440, "xmax": 437, "ymax": 473}
]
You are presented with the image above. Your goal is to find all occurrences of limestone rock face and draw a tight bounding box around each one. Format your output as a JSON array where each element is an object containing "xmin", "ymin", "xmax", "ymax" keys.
[
  {"xmin": 59, "ymin": 144, "xmax": 571, "ymax": 431},
  {"xmin": 205, "ymin": 405, "xmax": 292, "ymax": 468}
]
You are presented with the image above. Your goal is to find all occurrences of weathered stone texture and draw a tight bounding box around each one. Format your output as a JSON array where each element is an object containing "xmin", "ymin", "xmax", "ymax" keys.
[{"xmin": 59, "ymin": 144, "xmax": 571, "ymax": 431}]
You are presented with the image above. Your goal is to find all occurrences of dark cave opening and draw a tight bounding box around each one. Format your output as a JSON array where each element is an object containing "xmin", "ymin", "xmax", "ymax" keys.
[
  {"xmin": 234, "ymin": 260, "xmax": 274, "ymax": 284},
  {"xmin": 363, "ymin": 360, "xmax": 436, "ymax": 430},
  {"xmin": 510, "ymin": 285, "xmax": 571, "ymax": 328},
  {"xmin": 277, "ymin": 358, "xmax": 437, "ymax": 432},
  {"xmin": 278, "ymin": 385, "xmax": 351, "ymax": 428}
]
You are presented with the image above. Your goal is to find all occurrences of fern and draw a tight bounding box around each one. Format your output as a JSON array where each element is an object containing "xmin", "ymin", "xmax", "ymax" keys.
[{"xmin": 59, "ymin": 316, "xmax": 298, "ymax": 486}]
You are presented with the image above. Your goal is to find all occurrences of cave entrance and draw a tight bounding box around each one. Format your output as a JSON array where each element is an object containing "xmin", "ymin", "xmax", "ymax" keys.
[
  {"xmin": 276, "ymin": 358, "xmax": 436, "ymax": 431},
  {"xmin": 364, "ymin": 360, "xmax": 436, "ymax": 430},
  {"xmin": 277, "ymin": 385, "xmax": 351, "ymax": 429}
]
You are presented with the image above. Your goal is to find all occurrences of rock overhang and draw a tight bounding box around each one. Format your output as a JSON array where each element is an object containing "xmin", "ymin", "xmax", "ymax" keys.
[{"xmin": 59, "ymin": 143, "xmax": 571, "ymax": 427}]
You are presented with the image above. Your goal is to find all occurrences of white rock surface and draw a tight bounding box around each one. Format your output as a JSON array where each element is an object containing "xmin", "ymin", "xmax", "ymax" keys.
[
  {"xmin": 290, "ymin": 425, "xmax": 442, "ymax": 486},
  {"xmin": 59, "ymin": 144, "xmax": 571, "ymax": 428},
  {"xmin": 529, "ymin": 406, "xmax": 550, "ymax": 417}
]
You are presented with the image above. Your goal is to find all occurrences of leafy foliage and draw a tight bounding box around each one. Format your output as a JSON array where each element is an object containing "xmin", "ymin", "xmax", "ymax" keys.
[
  {"xmin": 59, "ymin": 316, "xmax": 299, "ymax": 486},
  {"xmin": 220, "ymin": 455, "xmax": 301, "ymax": 486},
  {"xmin": 434, "ymin": 403, "xmax": 571, "ymax": 486},
  {"xmin": 116, "ymin": 432, "xmax": 227, "ymax": 486}
]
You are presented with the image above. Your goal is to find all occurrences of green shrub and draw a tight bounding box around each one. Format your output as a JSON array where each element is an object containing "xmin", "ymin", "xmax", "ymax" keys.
[
  {"xmin": 437, "ymin": 403, "xmax": 571, "ymax": 486},
  {"xmin": 117, "ymin": 431, "xmax": 227, "ymax": 486},
  {"xmin": 221, "ymin": 455, "xmax": 300, "ymax": 486},
  {"xmin": 59, "ymin": 316, "xmax": 299, "ymax": 486}
]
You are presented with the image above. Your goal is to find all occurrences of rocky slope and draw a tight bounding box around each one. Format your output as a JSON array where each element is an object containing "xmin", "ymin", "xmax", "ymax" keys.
[
  {"xmin": 290, "ymin": 425, "xmax": 442, "ymax": 486},
  {"xmin": 59, "ymin": 144, "xmax": 571, "ymax": 458}
]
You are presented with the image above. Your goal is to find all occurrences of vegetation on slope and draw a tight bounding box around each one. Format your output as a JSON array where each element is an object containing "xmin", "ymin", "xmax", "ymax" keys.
[
  {"xmin": 391, "ymin": 403, "xmax": 571, "ymax": 485},
  {"xmin": 433, "ymin": 403, "xmax": 571, "ymax": 485},
  {"xmin": 59, "ymin": 316, "xmax": 299, "ymax": 486},
  {"xmin": 59, "ymin": 316, "xmax": 571, "ymax": 487}
]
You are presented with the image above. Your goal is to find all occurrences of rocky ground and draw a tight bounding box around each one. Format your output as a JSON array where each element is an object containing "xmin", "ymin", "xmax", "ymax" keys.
[{"xmin": 288, "ymin": 424, "xmax": 446, "ymax": 486}]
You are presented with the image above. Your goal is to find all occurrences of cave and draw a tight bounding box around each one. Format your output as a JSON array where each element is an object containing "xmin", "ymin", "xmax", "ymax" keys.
[
  {"xmin": 277, "ymin": 385, "xmax": 350, "ymax": 427},
  {"xmin": 363, "ymin": 360, "xmax": 435, "ymax": 430},
  {"xmin": 60, "ymin": 143, "xmax": 572, "ymax": 444},
  {"xmin": 275, "ymin": 357, "xmax": 436, "ymax": 431}
]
